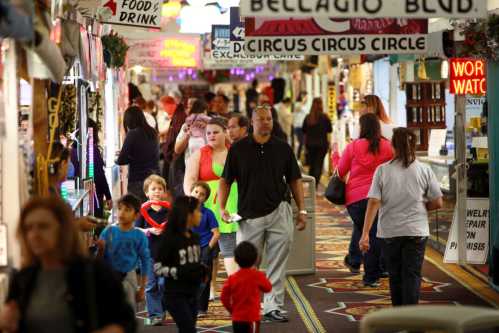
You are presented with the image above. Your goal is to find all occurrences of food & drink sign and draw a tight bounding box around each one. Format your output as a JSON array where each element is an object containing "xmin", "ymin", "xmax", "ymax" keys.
[{"xmin": 99, "ymin": 0, "xmax": 162, "ymax": 29}]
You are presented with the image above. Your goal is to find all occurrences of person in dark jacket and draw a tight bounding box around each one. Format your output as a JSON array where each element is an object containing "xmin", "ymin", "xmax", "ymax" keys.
[
  {"xmin": 117, "ymin": 106, "xmax": 160, "ymax": 203},
  {"xmin": 0, "ymin": 196, "xmax": 136, "ymax": 333},
  {"xmin": 154, "ymin": 196, "xmax": 206, "ymax": 333},
  {"xmin": 71, "ymin": 119, "xmax": 112, "ymax": 218},
  {"xmin": 302, "ymin": 97, "xmax": 332, "ymax": 188},
  {"xmin": 162, "ymin": 103, "xmax": 187, "ymax": 183}
]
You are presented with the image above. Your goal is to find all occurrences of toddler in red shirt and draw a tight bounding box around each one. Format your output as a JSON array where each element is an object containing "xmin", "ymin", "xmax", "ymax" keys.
[{"xmin": 221, "ymin": 241, "xmax": 272, "ymax": 333}]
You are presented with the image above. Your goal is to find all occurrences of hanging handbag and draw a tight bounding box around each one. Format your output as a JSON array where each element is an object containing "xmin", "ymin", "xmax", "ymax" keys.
[{"xmin": 325, "ymin": 169, "xmax": 346, "ymax": 205}]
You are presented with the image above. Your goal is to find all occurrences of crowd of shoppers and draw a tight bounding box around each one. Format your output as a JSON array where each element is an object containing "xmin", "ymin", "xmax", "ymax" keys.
[{"xmin": 0, "ymin": 75, "xmax": 445, "ymax": 333}]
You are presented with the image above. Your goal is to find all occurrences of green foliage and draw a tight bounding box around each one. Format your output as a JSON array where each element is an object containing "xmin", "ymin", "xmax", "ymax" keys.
[
  {"xmin": 101, "ymin": 31, "xmax": 129, "ymax": 68},
  {"xmin": 455, "ymin": 14, "xmax": 499, "ymax": 60}
]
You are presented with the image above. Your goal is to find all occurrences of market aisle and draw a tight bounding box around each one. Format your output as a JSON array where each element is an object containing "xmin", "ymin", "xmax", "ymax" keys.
[
  {"xmin": 139, "ymin": 194, "xmax": 499, "ymax": 333},
  {"xmin": 288, "ymin": 195, "xmax": 499, "ymax": 332}
]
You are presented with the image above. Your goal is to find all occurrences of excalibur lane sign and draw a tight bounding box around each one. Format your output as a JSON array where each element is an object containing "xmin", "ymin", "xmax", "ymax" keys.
[
  {"xmin": 245, "ymin": 18, "xmax": 428, "ymax": 55},
  {"xmin": 241, "ymin": 0, "xmax": 487, "ymax": 18},
  {"xmin": 99, "ymin": 0, "xmax": 162, "ymax": 29},
  {"xmin": 229, "ymin": 7, "xmax": 304, "ymax": 61}
]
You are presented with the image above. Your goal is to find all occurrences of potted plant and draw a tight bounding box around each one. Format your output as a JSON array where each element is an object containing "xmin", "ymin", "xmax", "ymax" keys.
[
  {"xmin": 101, "ymin": 30, "xmax": 129, "ymax": 68},
  {"xmin": 454, "ymin": 14, "xmax": 499, "ymax": 60}
]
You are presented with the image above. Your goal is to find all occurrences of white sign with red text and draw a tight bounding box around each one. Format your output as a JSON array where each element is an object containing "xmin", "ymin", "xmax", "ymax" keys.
[{"xmin": 99, "ymin": 0, "xmax": 161, "ymax": 29}]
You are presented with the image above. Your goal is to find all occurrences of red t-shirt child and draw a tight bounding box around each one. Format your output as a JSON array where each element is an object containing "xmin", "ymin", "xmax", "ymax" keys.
[{"xmin": 221, "ymin": 268, "xmax": 272, "ymax": 323}]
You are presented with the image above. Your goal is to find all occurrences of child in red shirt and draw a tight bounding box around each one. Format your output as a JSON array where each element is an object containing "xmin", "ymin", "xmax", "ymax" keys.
[{"xmin": 221, "ymin": 241, "xmax": 272, "ymax": 333}]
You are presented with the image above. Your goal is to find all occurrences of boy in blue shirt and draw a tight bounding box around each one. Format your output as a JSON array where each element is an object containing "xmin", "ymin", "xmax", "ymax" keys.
[
  {"xmin": 99, "ymin": 194, "xmax": 151, "ymax": 311},
  {"xmin": 190, "ymin": 181, "xmax": 220, "ymax": 316}
]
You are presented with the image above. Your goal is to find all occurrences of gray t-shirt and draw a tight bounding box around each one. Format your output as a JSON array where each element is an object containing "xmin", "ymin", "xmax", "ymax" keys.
[
  {"xmin": 25, "ymin": 268, "xmax": 75, "ymax": 333},
  {"xmin": 368, "ymin": 159, "xmax": 443, "ymax": 238}
]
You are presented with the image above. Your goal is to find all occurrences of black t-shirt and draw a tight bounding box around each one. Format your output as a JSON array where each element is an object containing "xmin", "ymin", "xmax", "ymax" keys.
[
  {"xmin": 222, "ymin": 135, "xmax": 302, "ymax": 219},
  {"xmin": 302, "ymin": 114, "xmax": 332, "ymax": 148},
  {"xmin": 154, "ymin": 231, "xmax": 205, "ymax": 295},
  {"xmin": 135, "ymin": 207, "xmax": 169, "ymax": 258}
]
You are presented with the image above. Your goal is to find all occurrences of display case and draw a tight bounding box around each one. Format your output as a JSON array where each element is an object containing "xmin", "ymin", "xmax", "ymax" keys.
[
  {"xmin": 418, "ymin": 156, "xmax": 455, "ymax": 194},
  {"xmin": 418, "ymin": 156, "xmax": 456, "ymax": 253},
  {"xmin": 62, "ymin": 179, "xmax": 94, "ymax": 217}
]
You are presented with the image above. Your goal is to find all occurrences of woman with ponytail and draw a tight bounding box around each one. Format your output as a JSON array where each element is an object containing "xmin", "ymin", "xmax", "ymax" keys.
[
  {"xmin": 338, "ymin": 113, "xmax": 393, "ymax": 286},
  {"xmin": 359, "ymin": 127, "xmax": 443, "ymax": 306}
]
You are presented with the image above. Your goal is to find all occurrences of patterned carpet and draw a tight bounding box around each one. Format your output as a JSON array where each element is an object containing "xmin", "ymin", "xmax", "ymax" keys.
[{"xmin": 140, "ymin": 194, "xmax": 498, "ymax": 333}]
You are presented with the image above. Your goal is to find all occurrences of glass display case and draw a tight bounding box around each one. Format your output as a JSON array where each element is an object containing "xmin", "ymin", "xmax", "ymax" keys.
[
  {"xmin": 418, "ymin": 156, "xmax": 455, "ymax": 194},
  {"xmin": 418, "ymin": 156, "xmax": 456, "ymax": 253}
]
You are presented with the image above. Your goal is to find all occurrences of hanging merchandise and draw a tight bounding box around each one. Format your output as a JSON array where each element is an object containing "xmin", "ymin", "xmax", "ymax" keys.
[
  {"xmin": 417, "ymin": 57, "xmax": 429, "ymax": 80},
  {"xmin": 37, "ymin": 86, "xmax": 64, "ymax": 195},
  {"xmin": 60, "ymin": 85, "xmax": 77, "ymax": 137},
  {"xmin": 0, "ymin": 1, "xmax": 34, "ymax": 41},
  {"xmin": 88, "ymin": 92, "xmax": 103, "ymax": 132}
]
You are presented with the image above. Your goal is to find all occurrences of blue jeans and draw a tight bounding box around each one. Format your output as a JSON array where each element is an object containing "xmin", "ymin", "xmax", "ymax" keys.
[
  {"xmin": 383, "ymin": 236, "xmax": 427, "ymax": 306},
  {"xmin": 146, "ymin": 259, "xmax": 165, "ymax": 319},
  {"xmin": 346, "ymin": 199, "xmax": 381, "ymax": 284},
  {"xmin": 198, "ymin": 246, "xmax": 214, "ymax": 312}
]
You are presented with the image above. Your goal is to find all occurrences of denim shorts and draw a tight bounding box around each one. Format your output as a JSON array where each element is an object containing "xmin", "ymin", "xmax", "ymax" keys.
[{"xmin": 218, "ymin": 232, "xmax": 237, "ymax": 258}]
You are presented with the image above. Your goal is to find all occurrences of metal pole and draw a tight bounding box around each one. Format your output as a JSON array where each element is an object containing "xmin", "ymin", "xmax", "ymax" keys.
[{"xmin": 455, "ymin": 95, "xmax": 467, "ymax": 265}]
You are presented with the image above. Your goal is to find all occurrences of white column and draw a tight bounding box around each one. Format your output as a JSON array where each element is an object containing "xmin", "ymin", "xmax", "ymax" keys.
[{"xmin": 2, "ymin": 40, "xmax": 21, "ymax": 268}]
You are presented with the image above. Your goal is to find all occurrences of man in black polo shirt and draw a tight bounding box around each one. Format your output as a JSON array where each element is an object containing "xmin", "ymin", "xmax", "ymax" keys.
[{"xmin": 218, "ymin": 105, "xmax": 306, "ymax": 323}]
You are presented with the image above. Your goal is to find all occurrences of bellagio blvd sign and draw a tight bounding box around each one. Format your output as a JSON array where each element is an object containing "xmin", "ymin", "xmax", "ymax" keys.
[{"xmin": 241, "ymin": 0, "xmax": 487, "ymax": 18}]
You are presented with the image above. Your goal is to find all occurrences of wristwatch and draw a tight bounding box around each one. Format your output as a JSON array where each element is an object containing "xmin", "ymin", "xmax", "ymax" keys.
[{"xmin": 299, "ymin": 210, "xmax": 308, "ymax": 215}]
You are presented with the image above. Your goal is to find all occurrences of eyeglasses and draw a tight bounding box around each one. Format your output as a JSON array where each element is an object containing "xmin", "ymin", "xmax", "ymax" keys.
[{"xmin": 256, "ymin": 104, "xmax": 272, "ymax": 112}]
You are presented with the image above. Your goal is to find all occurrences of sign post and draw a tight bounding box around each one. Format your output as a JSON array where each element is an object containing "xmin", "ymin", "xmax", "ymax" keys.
[
  {"xmin": 455, "ymin": 94, "xmax": 467, "ymax": 265},
  {"xmin": 449, "ymin": 58, "xmax": 487, "ymax": 265}
]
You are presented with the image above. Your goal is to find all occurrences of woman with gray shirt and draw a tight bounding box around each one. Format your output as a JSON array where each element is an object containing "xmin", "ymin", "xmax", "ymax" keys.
[{"xmin": 359, "ymin": 128, "xmax": 443, "ymax": 306}]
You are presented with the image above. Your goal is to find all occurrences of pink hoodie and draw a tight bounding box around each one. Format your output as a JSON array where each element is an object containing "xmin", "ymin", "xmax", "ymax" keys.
[{"xmin": 337, "ymin": 138, "xmax": 393, "ymax": 206}]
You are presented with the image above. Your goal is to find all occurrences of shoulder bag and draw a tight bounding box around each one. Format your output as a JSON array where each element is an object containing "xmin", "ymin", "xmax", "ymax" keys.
[{"xmin": 325, "ymin": 169, "xmax": 345, "ymax": 205}]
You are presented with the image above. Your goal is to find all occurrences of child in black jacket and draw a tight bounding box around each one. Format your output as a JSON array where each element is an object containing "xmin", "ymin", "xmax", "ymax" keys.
[{"xmin": 154, "ymin": 196, "xmax": 206, "ymax": 333}]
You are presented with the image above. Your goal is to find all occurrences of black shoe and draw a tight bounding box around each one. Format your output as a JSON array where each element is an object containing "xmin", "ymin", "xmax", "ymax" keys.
[
  {"xmin": 263, "ymin": 310, "xmax": 289, "ymax": 323},
  {"xmin": 380, "ymin": 271, "xmax": 389, "ymax": 278},
  {"xmin": 363, "ymin": 280, "xmax": 381, "ymax": 288},
  {"xmin": 344, "ymin": 255, "xmax": 360, "ymax": 274}
]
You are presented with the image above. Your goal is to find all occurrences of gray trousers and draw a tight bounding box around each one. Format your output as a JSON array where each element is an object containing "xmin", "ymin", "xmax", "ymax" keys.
[{"xmin": 238, "ymin": 201, "xmax": 294, "ymax": 314}]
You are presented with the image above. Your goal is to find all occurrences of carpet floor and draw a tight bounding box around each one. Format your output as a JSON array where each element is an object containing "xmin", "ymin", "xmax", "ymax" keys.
[{"xmin": 139, "ymin": 194, "xmax": 498, "ymax": 333}]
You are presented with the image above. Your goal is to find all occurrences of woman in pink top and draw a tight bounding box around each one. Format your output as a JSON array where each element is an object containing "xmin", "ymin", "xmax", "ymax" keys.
[{"xmin": 338, "ymin": 113, "xmax": 393, "ymax": 287}]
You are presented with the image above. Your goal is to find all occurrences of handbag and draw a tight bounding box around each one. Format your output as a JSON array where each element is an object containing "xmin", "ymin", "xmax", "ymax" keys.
[{"xmin": 325, "ymin": 169, "xmax": 345, "ymax": 205}]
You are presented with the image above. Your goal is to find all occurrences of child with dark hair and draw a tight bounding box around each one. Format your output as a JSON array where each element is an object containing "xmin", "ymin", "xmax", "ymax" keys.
[
  {"xmin": 154, "ymin": 196, "xmax": 207, "ymax": 333},
  {"xmin": 99, "ymin": 194, "xmax": 150, "ymax": 311},
  {"xmin": 221, "ymin": 242, "xmax": 272, "ymax": 333},
  {"xmin": 190, "ymin": 181, "xmax": 220, "ymax": 316}
]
